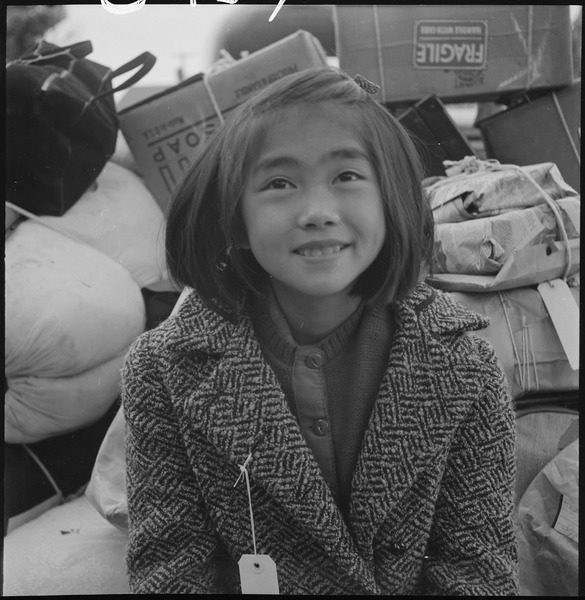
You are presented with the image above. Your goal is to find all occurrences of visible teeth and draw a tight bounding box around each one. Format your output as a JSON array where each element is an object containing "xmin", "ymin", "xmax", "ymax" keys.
[{"xmin": 298, "ymin": 245, "xmax": 343, "ymax": 257}]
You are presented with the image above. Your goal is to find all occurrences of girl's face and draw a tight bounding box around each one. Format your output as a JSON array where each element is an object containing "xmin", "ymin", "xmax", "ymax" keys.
[{"xmin": 240, "ymin": 104, "xmax": 386, "ymax": 307}]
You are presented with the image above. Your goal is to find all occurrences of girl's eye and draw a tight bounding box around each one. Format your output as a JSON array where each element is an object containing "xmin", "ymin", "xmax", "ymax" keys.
[
  {"xmin": 335, "ymin": 171, "xmax": 363, "ymax": 183},
  {"xmin": 263, "ymin": 178, "xmax": 294, "ymax": 191}
]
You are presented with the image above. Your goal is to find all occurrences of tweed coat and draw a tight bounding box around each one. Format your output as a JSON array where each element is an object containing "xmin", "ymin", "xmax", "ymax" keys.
[{"xmin": 122, "ymin": 282, "xmax": 519, "ymax": 595}]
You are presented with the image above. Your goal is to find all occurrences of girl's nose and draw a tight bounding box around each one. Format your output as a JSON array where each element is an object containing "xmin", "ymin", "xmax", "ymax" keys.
[{"xmin": 297, "ymin": 191, "xmax": 341, "ymax": 229}]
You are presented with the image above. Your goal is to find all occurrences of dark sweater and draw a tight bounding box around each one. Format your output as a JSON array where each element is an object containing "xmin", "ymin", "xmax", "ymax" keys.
[{"xmin": 249, "ymin": 295, "xmax": 394, "ymax": 518}]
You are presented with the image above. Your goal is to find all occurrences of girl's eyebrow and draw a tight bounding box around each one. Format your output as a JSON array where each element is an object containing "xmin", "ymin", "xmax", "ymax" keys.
[
  {"xmin": 328, "ymin": 147, "xmax": 370, "ymax": 163},
  {"xmin": 252, "ymin": 155, "xmax": 300, "ymax": 175},
  {"xmin": 252, "ymin": 147, "xmax": 369, "ymax": 176}
]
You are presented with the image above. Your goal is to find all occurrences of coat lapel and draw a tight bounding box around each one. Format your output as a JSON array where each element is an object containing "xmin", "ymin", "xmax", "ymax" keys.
[
  {"xmin": 167, "ymin": 293, "xmax": 379, "ymax": 592},
  {"xmin": 349, "ymin": 286, "xmax": 488, "ymax": 556}
]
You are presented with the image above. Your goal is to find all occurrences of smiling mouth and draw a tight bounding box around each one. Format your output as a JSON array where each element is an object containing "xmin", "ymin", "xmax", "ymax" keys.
[{"xmin": 293, "ymin": 245, "xmax": 349, "ymax": 258}]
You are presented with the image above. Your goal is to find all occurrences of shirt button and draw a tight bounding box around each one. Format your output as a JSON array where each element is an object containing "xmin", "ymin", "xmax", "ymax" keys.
[
  {"xmin": 312, "ymin": 419, "xmax": 329, "ymax": 436},
  {"xmin": 305, "ymin": 352, "xmax": 323, "ymax": 369}
]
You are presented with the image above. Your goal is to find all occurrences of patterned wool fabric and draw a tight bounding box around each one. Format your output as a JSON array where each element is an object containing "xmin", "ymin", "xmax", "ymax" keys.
[{"xmin": 123, "ymin": 282, "xmax": 519, "ymax": 594}]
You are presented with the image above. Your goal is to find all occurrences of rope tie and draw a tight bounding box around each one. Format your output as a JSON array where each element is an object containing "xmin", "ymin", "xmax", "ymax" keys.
[
  {"xmin": 526, "ymin": 6, "xmax": 534, "ymax": 90},
  {"xmin": 551, "ymin": 91, "xmax": 580, "ymax": 163},
  {"xmin": 203, "ymin": 72, "xmax": 225, "ymax": 126},
  {"xmin": 23, "ymin": 445, "xmax": 64, "ymax": 500},
  {"xmin": 499, "ymin": 292, "xmax": 524, "ymax": 391},
  {"xmin": 6, "ymin": 201, "xmax": 86, "ymax": 245},
  {"xmin": 372, "ymin": 5, "xmax": 386, "ymax": 104}
]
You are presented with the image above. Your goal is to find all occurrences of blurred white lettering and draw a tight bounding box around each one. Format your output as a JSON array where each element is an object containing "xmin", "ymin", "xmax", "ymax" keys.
[
  {"xmin": 100, "ymin": 0, "xmax": 286, "ymax": 21},
  {"xmin": 100, "ymin": 0, "xmax": 147, "ymax": 15},
  {"xmin": 269, "ymin": 0, "xmax": 287, "ymax": 22}
]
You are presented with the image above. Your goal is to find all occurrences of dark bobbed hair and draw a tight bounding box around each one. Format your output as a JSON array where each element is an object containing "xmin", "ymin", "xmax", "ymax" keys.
[{"xmin": 166, "ymin": 67, "xmax": 434, "ymax": 319}]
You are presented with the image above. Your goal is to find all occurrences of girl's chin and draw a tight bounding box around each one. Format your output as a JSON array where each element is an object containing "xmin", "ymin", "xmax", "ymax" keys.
[{"xmin": 269, "ymin": 279, "xmax": 357, "ymax": 304}]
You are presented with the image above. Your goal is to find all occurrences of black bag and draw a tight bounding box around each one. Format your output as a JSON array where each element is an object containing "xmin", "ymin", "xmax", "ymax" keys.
[{"xmin": 6, "ymin": 40, "xmax": 156, "ymax": 216}]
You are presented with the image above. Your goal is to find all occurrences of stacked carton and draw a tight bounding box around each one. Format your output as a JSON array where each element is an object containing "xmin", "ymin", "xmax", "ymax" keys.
[
  {"xmin": 423, "ymin": 157, "xmax": 579, "ymax": 400},
  {"xmin": 478, "ymin": 80, "xmax": 581, "ymax": 192},
  {"xmin": 335, "ymin": 5, "xmax": 580, "ymax": 403},
  {"xmin": 335, "ymin": 5, "xmax": 579, "ymax": 190},
  {"xmin": 119, "ymin": 30, "xmax": 329, "ymax": 214},
  {"xmin": 334, "ymin": 5, "xmax": 574, "ymax": 106}
]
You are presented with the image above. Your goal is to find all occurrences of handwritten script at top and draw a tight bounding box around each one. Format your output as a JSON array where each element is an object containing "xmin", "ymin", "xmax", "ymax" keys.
[{"xmin": 101, "ymin": 0, "xmax": 287, "ymax": 22}]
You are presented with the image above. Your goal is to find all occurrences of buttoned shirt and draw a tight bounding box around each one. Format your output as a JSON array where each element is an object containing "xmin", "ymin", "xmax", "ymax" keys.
[{"xmin": 249, "ymin": 290, "xmax": 394, "ymax": 516}]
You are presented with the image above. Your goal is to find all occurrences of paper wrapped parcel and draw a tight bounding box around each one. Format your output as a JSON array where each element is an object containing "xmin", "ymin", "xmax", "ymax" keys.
[
  {"xmin": 431, "ymin": 196, "xmax": 580, "ymax": 277},
  {"xmin": 426, "ymin": 162, "xmax": 577, "ymax": 224}
]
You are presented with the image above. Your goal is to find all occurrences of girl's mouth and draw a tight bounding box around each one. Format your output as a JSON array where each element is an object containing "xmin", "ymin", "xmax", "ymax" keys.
[{"xmin": 294, "ymin": 244, "xmax": 348, "ymax": 258}]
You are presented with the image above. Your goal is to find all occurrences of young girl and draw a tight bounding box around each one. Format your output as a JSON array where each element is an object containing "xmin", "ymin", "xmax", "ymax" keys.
[{"xmin": 122, "ymin": 67, "xmax": 519, "ymax": 595}]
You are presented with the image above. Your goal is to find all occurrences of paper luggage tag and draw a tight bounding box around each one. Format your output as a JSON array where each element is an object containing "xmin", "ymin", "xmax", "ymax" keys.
[
  {"xmin": 537, "ymin": 278, "xmax": 579, "ymax": 371},
  {"xmin": 239, "ymin": 554, "xmax": 279, "ymax": 595}
]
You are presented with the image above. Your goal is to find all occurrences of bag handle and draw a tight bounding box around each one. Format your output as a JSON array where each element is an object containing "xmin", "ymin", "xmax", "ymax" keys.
[{"xmin": 94, "ymin": 51, "xmax": 157, "ymax": 100}]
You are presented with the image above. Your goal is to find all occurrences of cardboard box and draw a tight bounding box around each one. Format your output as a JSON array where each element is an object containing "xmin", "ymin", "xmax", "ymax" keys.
[
  {"xmin": 478, "ymin": 79, "xmax": 581, "ymax": 192},
  {"xmin": 334, "ymin": 5, "xmax": 574, "ymax": 105},
  {"xmin": 449, "ymin": 285, "xmax": 580, "ymax": 399},
  {"xmin": 119, "ymin": 31, "xmax": 328, "ymax": 212},
  {"xmin": 397, "ymin": 95, "xmax": 476, "ymax": 176}
]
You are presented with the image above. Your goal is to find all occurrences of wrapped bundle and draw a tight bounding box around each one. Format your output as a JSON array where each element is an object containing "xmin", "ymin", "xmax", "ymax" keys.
[
  {"xmin": 427, "ymin": 158, "xmax": 581, "ymax": 292},
  {"xmin": 425, "ymin": 159, "xmax": 577, "ymax": 224},
  {"xmin": 432, "ymin": 196, "xmax": 580, "ymax": 275},
  {"xmin": 450, "ymin": 285, "xmax": 579, "ymax": 399},
  {"xmin": 5, "ymin": 353, "xmax": 126, "ymax": 444},
  {"xmin": 5, "ymin": 221, "xmax": 146, "ymax": 443},
  {"xmin": 515, "ymin": 439, "xmax": 579, "ymax": 596}
]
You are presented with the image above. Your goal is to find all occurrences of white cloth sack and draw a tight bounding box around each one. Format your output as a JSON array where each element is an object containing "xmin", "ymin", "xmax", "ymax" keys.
[
  {"xmin": 5, "ymin": 220, "xmax": 146, "ymax": 442},
  {"xmin": 36, "ymin": 161, "xmax": 170, "ymax": 290},
  {"xmin": 110, "ymin": 129, "xmax": 141, "ymax": 174},
  {"xmin": 2, "ymin": 495, "xmax": 129, "ymax": 596},
  {"xmin": 85, "ymin": 288, "xmax": 192, "ymax": 531},
  {"xmin": 5, "ymin": 353, "xmax": 127, "ymax": 444}
]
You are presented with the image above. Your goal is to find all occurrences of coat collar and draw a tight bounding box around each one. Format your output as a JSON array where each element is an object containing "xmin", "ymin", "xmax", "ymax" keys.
[
  {"xmin": 165, "ymin": 283, "xmax": 488, "ymax": 356},
  {"xmin": 163, "ymin": 283, "xmax": 488, "ymax": 589}
]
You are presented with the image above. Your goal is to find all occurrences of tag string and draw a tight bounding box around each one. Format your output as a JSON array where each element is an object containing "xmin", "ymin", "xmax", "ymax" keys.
[{"xmin": 234, "ymin": 453, "xmax": 257, "ymax": 556}]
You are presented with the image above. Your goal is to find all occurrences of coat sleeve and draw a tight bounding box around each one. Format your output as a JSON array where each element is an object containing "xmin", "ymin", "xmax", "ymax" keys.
[
  {"xmin": 122, "ymin": 333, "xmax": 234, "ymax": 593},
  {"xmin": 421, "ymin": 336, "xmax": 520, "ymax": 595}
]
